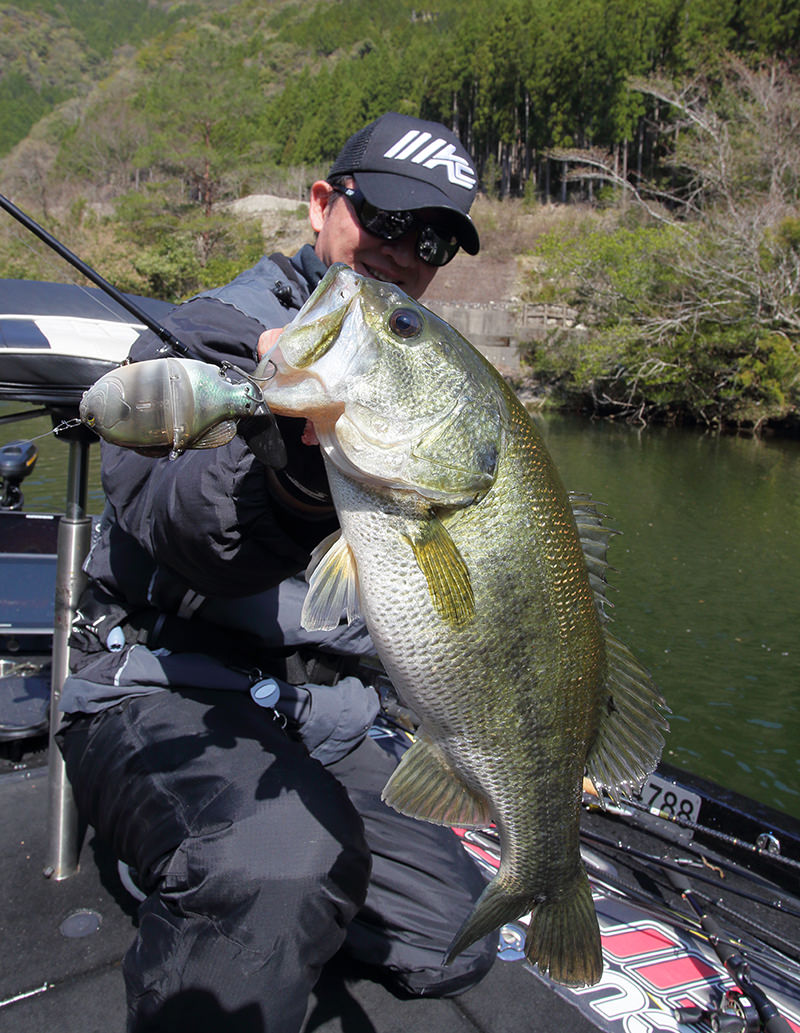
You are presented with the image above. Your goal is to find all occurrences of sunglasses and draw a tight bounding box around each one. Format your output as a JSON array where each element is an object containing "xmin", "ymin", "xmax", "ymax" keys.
[{"xmin": 329, "ymin": 184, "xmax": 461, "ymax": 267}]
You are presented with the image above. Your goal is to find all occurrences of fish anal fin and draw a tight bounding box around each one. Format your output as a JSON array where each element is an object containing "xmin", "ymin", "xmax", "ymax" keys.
[
  {"xmin": 301, "ymin": 531, "xmax": 360, "ymax": 632},
  {"xmin": 586, "ymin": 632, "xmax": 670, "ymax": 801},
  {"xmin": 381, "ymin": 735, "xmax": 492, "ymax": 828},
  {"xmin": 404, "ymin": 517, "xmax": 475, "ymax": 629},
  {"xmin": 445, "ymin": 879, "xmax": 531, "ymax": 966}
]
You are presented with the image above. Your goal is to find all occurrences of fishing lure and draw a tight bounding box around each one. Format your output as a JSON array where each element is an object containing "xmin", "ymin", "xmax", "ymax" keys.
[{"xmin": 79, "ymin": 357, "xmax": 273, "ymax": 459}]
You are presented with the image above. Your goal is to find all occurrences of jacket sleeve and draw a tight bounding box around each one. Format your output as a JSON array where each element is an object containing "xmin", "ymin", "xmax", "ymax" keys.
[{"xmin": 91, "ymin": 296, "xmax": 332, "ymax": 605}]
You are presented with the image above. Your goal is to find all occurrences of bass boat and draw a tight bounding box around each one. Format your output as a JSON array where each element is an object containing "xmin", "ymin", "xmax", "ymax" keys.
[{"xmin": 1, "ymin": 276, "xmax": 799, "ymax": 1033}]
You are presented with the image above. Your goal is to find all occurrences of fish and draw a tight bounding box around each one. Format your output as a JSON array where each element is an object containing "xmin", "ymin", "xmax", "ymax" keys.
[
  {"xmin": 261, "ymin": 263, "xmax": 669, "ymax": 986},
  {"xmin": 79, "ymin": 356, "xmax": 267, "ymax": 458}
]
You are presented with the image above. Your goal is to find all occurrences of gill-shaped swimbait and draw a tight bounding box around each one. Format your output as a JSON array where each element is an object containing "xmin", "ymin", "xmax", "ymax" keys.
[{"xmin": 79, "ymin": 357, "xmax": 275, "ymax": 459}]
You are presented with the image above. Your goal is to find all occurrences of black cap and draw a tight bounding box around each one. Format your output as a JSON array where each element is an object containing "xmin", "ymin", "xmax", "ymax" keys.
[{"xmin": 328, "ymin": 112, "xmax": 480, "ymax": 255}]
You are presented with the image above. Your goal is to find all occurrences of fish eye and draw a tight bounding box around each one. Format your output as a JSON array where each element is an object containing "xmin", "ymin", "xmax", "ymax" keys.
[{"xmin": 389, "ymin": 308, "xmax": 423, "ymax": 339}]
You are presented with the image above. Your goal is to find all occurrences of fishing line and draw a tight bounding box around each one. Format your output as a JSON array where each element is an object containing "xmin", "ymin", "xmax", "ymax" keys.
[
  {"xmin": 26, "ymin": 418, "xmax": 85, "ymax": 442},
  {"xmin": 0, "ymin": 404, "xmax": 88, "ymax": 442},
  {"xmin": 595, "ymin": 841, "xmax": 800, "ymax": 970},
  {"xmin": 710, "ymin": 894, "xmax": 800, "ymax": 971},
  {"xmin": 585, "ymin": 834, "xmax": 800, "ymax": 988},
  {"xmin": 1, "ymin": 218, "xmax": 127, "ymax": 324},
  {"xmin": 584, "ymin": 838, "xmax": 797, "ymax": 951},
  {"xmin": 0, "ymin": 407, "xmax": 86, "ymax": 442},
  {"xmin": 668, "ymin": 868, "xmax": 795, "ymax": 1033},
  {"xmin": 465, "ymin": 815, "xmax": 800, "ymax": 996},
  {"xmin": 0, "ymin": 203, "xmax": 152, "ymax": 337}
]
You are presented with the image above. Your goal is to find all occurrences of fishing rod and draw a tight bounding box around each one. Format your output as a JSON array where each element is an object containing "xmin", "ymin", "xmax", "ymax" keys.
[
  {"xmin": 0, "ymin": 192, "xmax": 189, "ymax": 357},
  {"xmin": 580, "ymin": 829, "xmax": 800, "ymax": 1030},
  {"xmin": 584, "ymin": 781, "xmax": 800, "ymax": 881},
  {"xmin": 1, "ymin": 192, "xmax": 287, "ymax": 466},
  {"xmin": 465, "ymin": 820, "xmax": 800, "ymax": 1031},
  {"xmin": 667, "ymin": 868, "xmax": 794, "ymax": 1033},
  {"xmin": 581, "ymin": 827, "xmax": 800, "ymax": 921},
  {"xmin": 580, "ymin": 827, "xmax": 800, "ymax": 977}
]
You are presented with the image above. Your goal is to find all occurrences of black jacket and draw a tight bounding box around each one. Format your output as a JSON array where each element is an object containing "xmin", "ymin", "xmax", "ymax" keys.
[
  {"xmin": 62, "ymin": 246, "xmax": 379, "ymax": 759},
  {"xmin": 87, "ymin": 245, "xmax": 336, "ymax": 607}
]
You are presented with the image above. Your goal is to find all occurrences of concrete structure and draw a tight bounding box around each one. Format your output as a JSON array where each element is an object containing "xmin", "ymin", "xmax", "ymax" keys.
[{"xmin": 423, "ymin": 300, "xmax": 578, "ymax": 376}]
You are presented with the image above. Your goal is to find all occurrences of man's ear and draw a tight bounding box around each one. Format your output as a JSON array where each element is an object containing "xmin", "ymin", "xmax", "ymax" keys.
[{"xmin": 309, "ymin": 181, "xmax": 335, "ymax": 233}]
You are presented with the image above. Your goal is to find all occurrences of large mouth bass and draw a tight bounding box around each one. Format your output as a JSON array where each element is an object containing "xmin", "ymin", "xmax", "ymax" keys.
[{"xmin": 264, "ymin": 264, "xmax": 669, "ymax": 986}]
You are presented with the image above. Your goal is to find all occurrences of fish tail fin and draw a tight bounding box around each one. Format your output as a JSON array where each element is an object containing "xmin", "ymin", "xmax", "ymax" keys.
[
  {"xmin": 445, "ymin": 877, "xmax": 530, "ymax": 966},
  {"xmin": 526, "ymin": 869, "xmax": 603, "ymax": 987}
]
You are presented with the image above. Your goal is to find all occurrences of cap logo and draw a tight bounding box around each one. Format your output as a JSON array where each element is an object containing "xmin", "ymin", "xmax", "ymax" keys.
[{"xmin": 383, "ymin": 130, "xmax": 476, "ymax": 190}]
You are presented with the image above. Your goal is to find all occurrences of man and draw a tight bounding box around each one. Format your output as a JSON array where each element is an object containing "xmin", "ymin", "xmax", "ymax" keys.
[{"xmin": 59, "ymin": 112, "xmax": 494, "ymax": 1033}]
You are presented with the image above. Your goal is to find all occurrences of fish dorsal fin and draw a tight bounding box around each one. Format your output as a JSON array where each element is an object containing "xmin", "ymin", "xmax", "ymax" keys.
[
  {"xmin": 403, "ymin": 516, "xmax": 475, "ymax": 629},
  {"xmin": 586, "ymin": 633, "xmax": 670, "ymax": 802},
  {"xmin": 301, "ymin": 531, "xmax": 361, "ymax": 631},
  {"xmin": 192, "ymin": 419, "xmax": 238, "ymax": 449},
  {"xmin": 382, "ymin": 733, "xmax": 493, "ymax": 829},
  {"xmin": 570, "ymin": 492, "xmax": 618, "ymax": 623}
]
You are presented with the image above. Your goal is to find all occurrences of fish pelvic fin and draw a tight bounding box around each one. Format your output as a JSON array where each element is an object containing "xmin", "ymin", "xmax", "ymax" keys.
[
  {"xmin": 381, "ymin": 734, "xmax": 492, "ymax": 828},
  {"xmin": 587, "ymin": 633, "xmax": 671, "ymax": 801},
  {"xmin": 403, "ymin": 516, "xmax": 475, "ymax": 629},
  {"xmin": 301, "ymin": 531, "xmax": 361, "ymax": 632},
  {"xmin": 526, "ymin": 869, "xmax": 603, "ymax": 987}
]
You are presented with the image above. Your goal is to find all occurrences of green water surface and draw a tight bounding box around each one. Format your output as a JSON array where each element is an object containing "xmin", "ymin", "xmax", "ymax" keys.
[{"xmin": 2, "ymin": 404, "xmax": 799, "ymax": 818}]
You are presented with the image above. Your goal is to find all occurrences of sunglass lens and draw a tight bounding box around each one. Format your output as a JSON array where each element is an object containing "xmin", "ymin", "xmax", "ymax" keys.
[
  {"xmin": 417, "ymin": 225, "xmax": 460, "ymax": 267},
  {"xmin": 360, "ymin": 200, "xmax": 415, "ymax": 240},
  {"xmin": 336, "ymin": 185, "xmax": 461, "ymax": 267}
]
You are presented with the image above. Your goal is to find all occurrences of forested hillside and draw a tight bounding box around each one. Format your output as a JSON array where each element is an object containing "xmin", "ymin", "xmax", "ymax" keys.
[
  {"xmin": 4, "ymin": 0, "xmax": 797, "ymax": 200},
  {"xmin": 1, "ymin": 0, "xmax": 798, "ymax": 429}
]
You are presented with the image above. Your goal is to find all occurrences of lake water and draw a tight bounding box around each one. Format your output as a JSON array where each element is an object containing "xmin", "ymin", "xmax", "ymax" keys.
[
  {"xmin": 534, "ymin": 413, "xmax": 800, "ymax": 821},
  {"xmin": 2, "ymin": 405, "xmax": 799, "ymax": 820}
]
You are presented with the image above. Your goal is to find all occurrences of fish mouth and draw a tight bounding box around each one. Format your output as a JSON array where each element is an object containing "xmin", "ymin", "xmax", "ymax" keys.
[
  {"xmin": 277, "ymin": 264, "xmax": 360, "ymax": 369},
  {"xmin": 360, "ymin": 262, "xmax": 405, "ymax": 287},
  {"xmin": 261, "ymin": 265, "xmax": 372, "ymax": 415}
]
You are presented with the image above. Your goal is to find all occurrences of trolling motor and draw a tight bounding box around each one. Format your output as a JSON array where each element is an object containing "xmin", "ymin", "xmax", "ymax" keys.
[{"xmin": 0, "ymin": 440, "xmax": 39, "ymax": 510}]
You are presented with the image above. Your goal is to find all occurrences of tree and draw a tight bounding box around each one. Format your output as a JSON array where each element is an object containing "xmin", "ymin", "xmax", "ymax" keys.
[{"xmin": 526, "ymin": 58, "xmax": 800, "ymax": 429}]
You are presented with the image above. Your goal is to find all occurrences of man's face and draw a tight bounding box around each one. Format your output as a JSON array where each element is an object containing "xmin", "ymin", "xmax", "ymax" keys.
[{"xmin": 309, "ymin": 180, "xmax": 439, "ymax": 300}]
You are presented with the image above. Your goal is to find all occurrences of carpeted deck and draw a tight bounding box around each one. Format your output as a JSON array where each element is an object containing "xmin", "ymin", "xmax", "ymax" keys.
[{"xmin": 0, "ymin": 758, "xmax": 594, "ymax": 1033}]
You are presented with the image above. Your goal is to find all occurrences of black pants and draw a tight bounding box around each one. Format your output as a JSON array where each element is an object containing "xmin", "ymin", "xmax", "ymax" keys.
[{"xmin": 59, "ymin": 690, "xmax": 496, "ymax": 1032}]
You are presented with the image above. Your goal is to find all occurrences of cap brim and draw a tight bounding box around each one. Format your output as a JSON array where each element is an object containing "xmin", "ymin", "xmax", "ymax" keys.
[{"xmin": 355, "ymin": 172, "xmax": 480, "ymax": 255}]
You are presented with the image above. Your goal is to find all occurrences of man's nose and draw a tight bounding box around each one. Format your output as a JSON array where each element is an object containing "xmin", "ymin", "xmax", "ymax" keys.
[{"xmin": 383, "ymin": 230, "xmax": 417, "ymax": 267}]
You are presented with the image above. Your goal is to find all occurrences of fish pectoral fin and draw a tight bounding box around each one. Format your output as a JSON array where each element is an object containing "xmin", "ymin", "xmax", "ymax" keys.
[
  {"xmin": 192, "ymin": 419, "xmax": 238, "ymax": 448},
  {"xmin": 404, "ymin": 517, "xmax": 475, "ymax": 629},
  {"xmin": 381, "ymin": 734, "xmax": 492, "ymax": 828},
  {"xmin": 301, "ymin": 531, "xmax": 361, "ymax": 631},
  {"xmin": 586, "ymin": 633, "xmax": 671, "ymax": 802}
]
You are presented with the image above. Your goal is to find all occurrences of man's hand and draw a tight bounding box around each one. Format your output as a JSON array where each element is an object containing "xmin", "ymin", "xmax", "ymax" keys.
[
  {"xmin": 258, "ymin": 327, "xmax": 284, "ymax": 359},
  {"xmin": 257, "ymin": 326, "xmax": 318, "ymax": 446}
]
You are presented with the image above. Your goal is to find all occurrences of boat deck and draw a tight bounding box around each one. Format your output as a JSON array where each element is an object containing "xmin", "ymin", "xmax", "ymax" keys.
[
  {"xmin": 3, "ymin": 279, "xmax": 800, "ymax": 1033},
  {"xmin": 0, "ymin": 745, "xmax": 597, "ymax": 1033}
]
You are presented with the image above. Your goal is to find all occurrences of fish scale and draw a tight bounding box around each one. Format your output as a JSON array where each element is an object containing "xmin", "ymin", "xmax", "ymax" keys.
[{"xmin": 263, "ymin": 263, "xmax": 669, "ymax": 987}]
